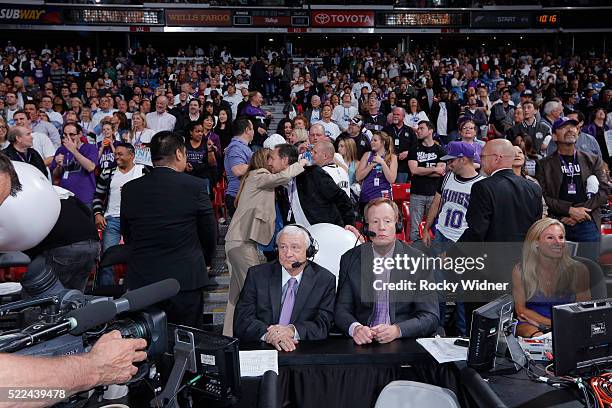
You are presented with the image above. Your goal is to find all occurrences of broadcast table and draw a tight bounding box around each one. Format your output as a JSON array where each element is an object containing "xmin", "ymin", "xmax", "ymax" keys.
[
  {"xmin": 93, "ymin": 337, "xmax": 586, "ymax": 408},
  {"xmin": 242, "ymin": 337, "xmax": 435, "ymax": 408}
]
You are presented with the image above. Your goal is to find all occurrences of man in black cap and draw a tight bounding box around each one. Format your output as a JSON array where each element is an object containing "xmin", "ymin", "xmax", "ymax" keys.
[{"xmin": 536, "ymin": 117, "xmax": 608, "ymax": 260}]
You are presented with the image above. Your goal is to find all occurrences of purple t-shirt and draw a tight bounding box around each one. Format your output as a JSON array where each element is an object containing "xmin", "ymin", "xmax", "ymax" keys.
[
  {"xmin": 223, "ymin": 137, "xmax": 253, "ymax": 197},
  {"xmin": 50, "ymin": 143, "xmax": 98, "ymax": 205}
]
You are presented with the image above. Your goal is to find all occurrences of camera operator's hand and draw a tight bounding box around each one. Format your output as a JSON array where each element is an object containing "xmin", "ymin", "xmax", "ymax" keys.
[{"xmin": 86, "ymin": 330, "xmax": 147, "ymax": 385}]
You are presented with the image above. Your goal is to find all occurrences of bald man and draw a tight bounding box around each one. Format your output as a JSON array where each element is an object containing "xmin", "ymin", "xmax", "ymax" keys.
[
  {"xmin": 146, "ymin": 95, "xmax": 177, "ymax": 132},
  {"xmin": 313, "ymin": 141, "xmax": 350, "ymax": 196},
  {"xmin": 458, "ymin": 139, "xmax": 542, "ymax": 243},
  {"xmin": 2, "ymin": 126, "xmax": 49, "ymax": 178}
]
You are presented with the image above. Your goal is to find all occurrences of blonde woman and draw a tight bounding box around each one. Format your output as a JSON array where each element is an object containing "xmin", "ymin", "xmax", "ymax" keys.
[
  {"xmin": 337, "ymin": 136, "xmax": 359, "ymax": 185},
  {"xmin": 512, "ymin": 218, "xmax": 590, "ymax": 338},
  {"xmin": 126, "ymin": 112, "xmax": 155, "ymax": 146},
  {"xmin": 223, "ymin": 148, "xmax": 309, "ymax": 336}
]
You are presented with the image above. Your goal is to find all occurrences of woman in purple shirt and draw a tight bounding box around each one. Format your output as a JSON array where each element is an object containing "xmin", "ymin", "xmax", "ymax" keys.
[{"xmin": 356, "ymin": 131, "xmax": 398, "ymax": 214}]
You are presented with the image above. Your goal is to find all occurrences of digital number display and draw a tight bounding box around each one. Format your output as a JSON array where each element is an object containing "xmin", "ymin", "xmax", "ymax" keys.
[{"xmin": 536, "ymin": 13, "xmax": 559, "ymax": 26}]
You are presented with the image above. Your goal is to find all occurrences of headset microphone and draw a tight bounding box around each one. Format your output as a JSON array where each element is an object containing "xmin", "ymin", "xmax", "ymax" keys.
[{"xmin": 291, "ymin": 261, "xmax": 306, "ymax": 269}]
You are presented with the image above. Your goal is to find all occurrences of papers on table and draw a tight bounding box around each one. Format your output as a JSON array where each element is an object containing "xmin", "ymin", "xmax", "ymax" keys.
[
  {"xmin": 417, "ymin": 337, "xmax": 468, "ymax": 364},
  {"xmin": 239, "ymin": 350, "xmax": 278, "ymax": 377}
]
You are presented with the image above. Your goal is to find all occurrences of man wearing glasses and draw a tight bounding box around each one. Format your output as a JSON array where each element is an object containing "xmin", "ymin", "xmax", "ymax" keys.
[{"xmin": 50, "ymin": 122, "xmax": 97, "ymax": 207}]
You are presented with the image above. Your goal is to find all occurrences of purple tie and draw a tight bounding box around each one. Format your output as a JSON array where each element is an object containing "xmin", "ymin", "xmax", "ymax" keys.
[
  {"xmin": 278, "ymin": 278, "xmax": 297, "ymax": 326},
  {"xmin": 370, "ymin": 265, "xmax": 391, "ymax": 327}
]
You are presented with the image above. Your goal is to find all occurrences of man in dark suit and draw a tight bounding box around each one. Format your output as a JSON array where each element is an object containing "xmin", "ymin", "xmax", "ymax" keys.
[
  {"xmin": 458, "ymin": 139, "xmax": 542, "ymax": 243},
  {"xmin": 234, "ymin": 225, "xmax": 336, "ymax": 351},
  {"xmin": 335, "ymin": 198, "xmax": 439, "ymax": 345},
  {"xmin": 457, "ymin": 139, "xmax": 542, "ymax": 328},
  {"xmin": 120, "ymin": 131, "xmax": 217, "ymax": 328},
  {"xmin": 272, "ymin": 143, "xmax": 355, "ymax": 228}
]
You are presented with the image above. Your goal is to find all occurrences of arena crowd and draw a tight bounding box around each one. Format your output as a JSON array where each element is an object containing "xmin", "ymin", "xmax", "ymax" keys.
[{"xmin": 0, "ymin": 38, "xmax": 610, "ymax": 339}]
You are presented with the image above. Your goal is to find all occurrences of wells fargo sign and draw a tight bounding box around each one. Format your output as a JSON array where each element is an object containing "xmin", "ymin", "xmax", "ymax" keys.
[{"xmin": 166, "ymin": 9, "xmax": 231, "ymax": 27}]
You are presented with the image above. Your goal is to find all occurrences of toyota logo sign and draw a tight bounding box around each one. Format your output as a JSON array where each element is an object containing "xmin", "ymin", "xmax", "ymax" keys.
[
  {"xmin": 311, "ymin": 10, "xmax": 374, "ymax": 27},
  {"xmin": 314, "ymin": 13, "xmax": 330, "ymax": 25}
]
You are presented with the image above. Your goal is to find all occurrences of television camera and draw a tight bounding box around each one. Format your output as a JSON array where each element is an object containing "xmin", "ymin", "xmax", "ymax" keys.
[{"xmin": 0, "ymin": 252, "xmax": 241, "ymax": 408}]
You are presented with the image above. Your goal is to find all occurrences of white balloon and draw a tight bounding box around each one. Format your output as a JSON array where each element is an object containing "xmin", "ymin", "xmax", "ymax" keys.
[
  {"xmin": 0, "ymin": 161, "xmax": 60, "ymax": 251},
  {"xmin": 307, "ymin": 223, "xmax": 357, "ymax": 286}
]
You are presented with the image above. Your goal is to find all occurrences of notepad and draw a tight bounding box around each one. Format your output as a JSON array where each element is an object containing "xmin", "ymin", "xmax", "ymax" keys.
[
  {"xmin": 417, "ymin": 337, "xmax": 468, "ymax": 364},
  {"xmin": 239, "ymin": 350, "xmax": 279, "ymax": 377}
]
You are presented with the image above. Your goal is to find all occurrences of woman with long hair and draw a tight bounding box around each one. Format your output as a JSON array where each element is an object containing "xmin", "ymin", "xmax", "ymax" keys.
[
  {"xmin": 126, "ymin": 112, "xmax": 155, "ymax": 146},
  {"xmin": 97, "ymin": 121, "xmax": 120, "ymax": 170},
  {"xmin": 185, "ymin": 121, "xmax": 216, "ymax": 194},
  {"xmin": 214, "ymin": 107, "xmax": 233, "ymax": 149},
  {"xmin": 512, "ymin": 218, "xmax": 590, "ymax": 338},
  {"xmin": 356, "ymin": 131, "xmax": 398, "ymax": 214},
  {"xmin": 223, "ymin": 148, "xmax": 309, "ymax": 336},
  {"xmin": 584, "ymin": 108, "xmax": 610, "ymax": 166},
  {"xmin": 512, "ymin": 145, "xmax": 547, "ymax": 216},
  {"xmin": 512, "ymin": 133, "xmax": 540, "ymax": 177},
  {"xmin": 112, "ymin": 111, "xmax": 130, "ymax": 142},
  {"xmin": 337, "ymin": 136, "xmax": 359, "ymax": 185},
  {"xmin": 405, "ymin": 97, "xmax": 429, "ymax": 131}
]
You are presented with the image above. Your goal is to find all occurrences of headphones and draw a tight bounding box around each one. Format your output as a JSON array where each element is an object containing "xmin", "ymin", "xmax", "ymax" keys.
[
  {"xmin": 362, "ymin": 198, "xmax": 404, "ymax": 238},
  {"xmin": 276, "ymin": 224, "xmax": 319, "ymax": 260}
]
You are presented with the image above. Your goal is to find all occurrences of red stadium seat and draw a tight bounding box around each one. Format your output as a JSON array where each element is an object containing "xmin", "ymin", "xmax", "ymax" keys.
[
  {"xmin": 0, "ymin": 266, "xmax": 28, "ymax": 282},
  {"xmin": 392, "ymin": 183, "xmax": 411, "ymax": 203}
]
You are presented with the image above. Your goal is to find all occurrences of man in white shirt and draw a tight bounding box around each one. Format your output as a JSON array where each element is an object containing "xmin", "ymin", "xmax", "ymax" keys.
[
  {"xmin": 204, "ymin": 77, "xmax": 223, "ymax": 98},
  {"xmin": 93, "ymin": 142, "xmax": 145, "ymax": 286},
  {"xmin": 146, "ymin": 96, "xmax": 177, "ymax": 132},
  {"xmin": 351, "ymin": 74, "xmax": 372, "ymax": 99},
  {"xmin": 223, "ymin": 84, "xmax": 243, "ymax": 119},
  {"xmin": 332, "ymin": 93, "xmax": 359, "ymax": 133},
  {"xmin": 91, "ymin": 96, "xmax": 118, "ymax": 130},
  {"xmin": 4, "ymin": 91, "xmax": 21, "ymax": 124},
  {"xmin": 12, "ymin": 110, "xmax": 55, "ymax": 168},
  {"xmin": 24, "ymin": 101, "xmax": 61, "ymax": 149},
  {"xmin": 39, "ymin": 95, "xmax": 64, "ymax": 128},
  {"xmin": 312, "ymin": 140, "xmax": 350, "ymax": 196},
  {"xmin": 316, "ymin": 105, "xmax": 341, "ymax": 141}
]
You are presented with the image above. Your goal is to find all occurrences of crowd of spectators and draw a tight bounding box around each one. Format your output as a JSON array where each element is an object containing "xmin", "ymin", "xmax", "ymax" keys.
[{"xmin": 0, "ymin": 37, "xmax": 610, "ymax": 337}]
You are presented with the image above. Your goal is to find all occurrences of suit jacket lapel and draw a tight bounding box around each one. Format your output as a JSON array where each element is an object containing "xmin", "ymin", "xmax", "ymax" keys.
[
  {"xmin": 270, "ymin": 262, "xmax": 282, "ymax": 323},
  {"xmin": 290, "ymin": 263, "xmax": 315, "ymax": 323},
  {"xmin": 360, "ymin": 242, "xmax": 375, "ymax": 307}
]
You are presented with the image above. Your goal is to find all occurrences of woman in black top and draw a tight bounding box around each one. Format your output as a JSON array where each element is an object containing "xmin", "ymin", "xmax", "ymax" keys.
[
  {"xmin": 184, "ymin": 121, "xmax": 216, "ymax": 194},
  {"xmin": 214, "ymin": 107, "xmax": 233, "ymax": 149}
]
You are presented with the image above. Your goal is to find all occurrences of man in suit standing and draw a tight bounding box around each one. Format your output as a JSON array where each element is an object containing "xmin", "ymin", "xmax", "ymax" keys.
[
  {"xmin": 234, "ymin": 225, "xmax": 336, "ymax": 350},
  {"xmin": 121, "ymin": 131, "xmax": 217, "ymax": 328},
  {"xmin": 457, "ymin": 139, "xmax": 542, "ymax": 328},
  {"xmin": 458, "ymin": 139, "xmax": 543, "ymax": 243},
  {"xmin": 335, "ymin": 198, "xmax": 439, "ymax": 345}
]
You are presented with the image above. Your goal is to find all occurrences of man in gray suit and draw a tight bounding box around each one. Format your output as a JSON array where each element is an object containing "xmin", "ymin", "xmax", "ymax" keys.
[
  {"xmin": 335, "ymin": 198, "xmax": 439, "ymax": 345},
  {"xmin": 234, "ymin": 225, "xmax": 336, "ymax": 351}
]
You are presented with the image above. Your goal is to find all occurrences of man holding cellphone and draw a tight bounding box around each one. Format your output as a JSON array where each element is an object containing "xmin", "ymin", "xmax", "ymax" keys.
[{"xmin": 50, "ymin": 122, "xmax": 98, "ymax": 207}]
